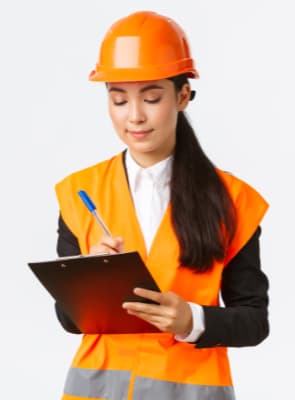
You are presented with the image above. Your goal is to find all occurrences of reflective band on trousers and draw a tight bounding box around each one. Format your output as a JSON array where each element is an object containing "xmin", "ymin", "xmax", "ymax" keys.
[{"xmin": 64, "ymin": 368, "xmax": 235, "ymax": 400}]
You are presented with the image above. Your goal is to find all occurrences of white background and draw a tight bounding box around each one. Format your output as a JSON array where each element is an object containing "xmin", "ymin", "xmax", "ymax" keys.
[{"xmin": 0, "ymin": 0, "xmax": 294, "ymax": 398}]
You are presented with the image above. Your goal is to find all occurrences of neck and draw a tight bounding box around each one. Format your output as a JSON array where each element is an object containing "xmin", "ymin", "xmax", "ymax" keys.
[
  {"xmin": 129, "ymin": 138, "xmax": 176, "ymax": 167},
  {"xmin": 129, "ymin": 150, "xmax": 173, "ymax": 168}
]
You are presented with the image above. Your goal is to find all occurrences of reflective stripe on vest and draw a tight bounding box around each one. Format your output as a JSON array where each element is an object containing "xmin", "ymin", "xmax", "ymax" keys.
[
  {"xmin": 133, "ymin": 377, "xmax": 235, "ymax": 400},
  {"xmin": 64, "ymin": 367, "xmax": 235, "ymax": 400},
  {"xmin": 64, "ymin": 368, "xmax": 131, "ymax": 400}
]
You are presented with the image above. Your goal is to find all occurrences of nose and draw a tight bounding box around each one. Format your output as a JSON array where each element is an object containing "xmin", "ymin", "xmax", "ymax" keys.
[{"xmin": 128, "ymin": 101, "xmax": 146, "ymax": 124}]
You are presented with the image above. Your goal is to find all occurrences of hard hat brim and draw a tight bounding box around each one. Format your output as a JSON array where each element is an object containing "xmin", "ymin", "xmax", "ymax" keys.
[{"xmin": 89, "ymin": 60, "xmax": 199, "ymax": 82}]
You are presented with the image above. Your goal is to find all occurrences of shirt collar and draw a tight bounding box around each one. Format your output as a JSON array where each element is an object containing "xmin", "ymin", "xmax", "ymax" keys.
[{"xmin": 125, "ymin": 150, "xmax": 173, "ymax": 192}]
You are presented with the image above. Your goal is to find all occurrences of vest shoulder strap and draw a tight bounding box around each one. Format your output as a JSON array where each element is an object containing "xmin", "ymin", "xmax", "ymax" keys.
[{"xmin": 219, "ymin": 170, "xmax": 269, "ymax": 264}]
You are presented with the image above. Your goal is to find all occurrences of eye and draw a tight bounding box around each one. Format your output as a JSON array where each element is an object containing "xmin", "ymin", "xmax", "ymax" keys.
[
  {"xmin": 113, "ymin": 100, "xmax": 127, "ymax": 106},
  {"xmin": 111, "ymin": 97, "xmax": 127, "ymax": 106},
  {"xmin": 145, "ymin": 97, "xmax": 161, "ymax": 104}
]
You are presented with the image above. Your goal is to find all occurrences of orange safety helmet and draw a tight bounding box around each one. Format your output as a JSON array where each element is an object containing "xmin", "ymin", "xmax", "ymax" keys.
[{"xmin": 89, "ymin": 11, "xmax": 199, "ymax": 82}]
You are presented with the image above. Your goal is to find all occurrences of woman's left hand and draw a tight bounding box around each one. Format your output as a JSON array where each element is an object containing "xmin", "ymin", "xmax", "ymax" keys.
[{"xmin": 122, "ymin": 288, "xmax": 192, "ymax": 336}]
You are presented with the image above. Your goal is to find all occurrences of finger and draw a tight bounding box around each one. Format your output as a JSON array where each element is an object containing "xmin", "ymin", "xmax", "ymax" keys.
[
  {"xmin": 89, "ymin": 243, "xmax": 117, "ymax": 255},
  {"xmin": 116, "ymin": 237, "xmax": 124, "ymax": 253},
  {"xmin": 135, "ymin": 289, "xmax": 182, "ymax": 308},
  {"xmin": 126, "ymin": 310, "xmax": 171, "ymax": 332},
  {"xmin": 100, "ymin": 236, "xmax": 124, "ymax": 253},
  {"xmin": 133, "ymin": 287, "xmax": 162, "ymax": 304},
  {"xmin": 126, "ymin": 309, "xmax": 164, "ymax": 325},
  {"xmin": 90, "ymin": 236, "xmax": 124, "ymax": 255},
  {"xmin": 122, "ymin": 301, "xmax": 162, "ymax": 316}
]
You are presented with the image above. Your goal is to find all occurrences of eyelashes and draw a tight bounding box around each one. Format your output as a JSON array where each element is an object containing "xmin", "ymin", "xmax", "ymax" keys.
[
  {"xmin": 113, "ymin": 100, "xmax": 127, "ymax": 106},
  {"xmin": 112, "ymin": 98, "xmax": 162, "ymax": 106},
  {"xmin": 145, "ymin": 98, "xmax": 161, "ymax": 104}
]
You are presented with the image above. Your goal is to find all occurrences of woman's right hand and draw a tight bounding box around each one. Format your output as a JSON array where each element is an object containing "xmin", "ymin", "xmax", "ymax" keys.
[{"xmin": 89, "ymin": 236, "xmax": 124, "ymax": 255}]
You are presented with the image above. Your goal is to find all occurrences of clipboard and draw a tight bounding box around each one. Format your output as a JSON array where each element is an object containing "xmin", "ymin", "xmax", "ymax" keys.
[{"xmin": 28, "ymin": 251, "xmax": 161, "ymax": 334}]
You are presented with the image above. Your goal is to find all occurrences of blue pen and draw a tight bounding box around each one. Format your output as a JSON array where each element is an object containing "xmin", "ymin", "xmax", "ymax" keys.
[{"xmin": 78, "ymin": 190, "xmax": 112, "ymax": 236}]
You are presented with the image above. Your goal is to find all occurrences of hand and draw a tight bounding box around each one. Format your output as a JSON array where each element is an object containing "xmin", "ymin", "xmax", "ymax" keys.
[
  {"xmin": 122, "ymin": 288, "xmax": 193, "ymax": 336},
  {"xmin": 89, "ymin": 236, "xmax": 124, "ymax": 255}
]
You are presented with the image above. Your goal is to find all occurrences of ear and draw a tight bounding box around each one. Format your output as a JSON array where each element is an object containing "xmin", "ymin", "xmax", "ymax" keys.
[{"xmin": 177, "ymin": 83, "xmax": 191, "ymax": 111}]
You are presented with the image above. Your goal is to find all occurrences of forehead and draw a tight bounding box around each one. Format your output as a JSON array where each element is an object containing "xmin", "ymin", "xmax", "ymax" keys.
[{"xmin": 107, "ymin": 79, "xmax": 172, "ymax": 92}]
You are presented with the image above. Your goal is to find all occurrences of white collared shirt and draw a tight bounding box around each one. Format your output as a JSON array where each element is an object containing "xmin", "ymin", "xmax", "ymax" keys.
[
  {"xmin": 125, "ymin": 150, "xmax": 205, "ymax": 342},
  {"xmin": 125, "ymin": 150, "xmax": 172, "ymax": 252}
]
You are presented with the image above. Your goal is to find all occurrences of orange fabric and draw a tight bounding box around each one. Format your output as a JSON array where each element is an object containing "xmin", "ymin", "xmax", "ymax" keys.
[
  {"xmin": 55, "ymin": 152, "xmax": 268, "ymax": 395},
  {"xmin": 88, "ymin": 11, "xmax": 199, "ymax": 82},
  {"xmin": 220, "ymin": 171, "xmax": 269, "ymax": 264}
]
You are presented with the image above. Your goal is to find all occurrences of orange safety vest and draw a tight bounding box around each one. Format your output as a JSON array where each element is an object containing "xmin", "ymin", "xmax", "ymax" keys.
[{"xmin": 55, "ymin": 152, "xmax": 268, "ymax": 400}]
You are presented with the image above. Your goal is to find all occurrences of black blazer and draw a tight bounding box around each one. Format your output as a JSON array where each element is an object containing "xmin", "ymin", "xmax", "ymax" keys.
[{"xmin": 55, "ymin": 216, "xmax": 269, "ymax": 348}]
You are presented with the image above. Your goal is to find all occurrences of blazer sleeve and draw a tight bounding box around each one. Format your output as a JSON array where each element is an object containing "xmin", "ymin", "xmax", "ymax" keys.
[
  {"xmin": 196, "ymin": 226, "xmax": 269, "ymax": 348},
  {"xmin": 55, "ymin": 214, "xmax": 82, "ymax": 334}
]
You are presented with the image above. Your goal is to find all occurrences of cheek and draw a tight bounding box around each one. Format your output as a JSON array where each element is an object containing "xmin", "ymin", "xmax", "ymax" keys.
[
  {"xmin": 109, "ymin": 106, "xmax": 126, "ymax": 130},
  {"xmin": 154, "ymin": 103, "xmax": 178, "ymax": 129}
]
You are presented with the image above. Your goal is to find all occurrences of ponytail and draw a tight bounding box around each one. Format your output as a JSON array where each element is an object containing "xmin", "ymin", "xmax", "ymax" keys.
[{"xmin": 169, "ymin": 75, "xmax": 236, "ymax": 272}]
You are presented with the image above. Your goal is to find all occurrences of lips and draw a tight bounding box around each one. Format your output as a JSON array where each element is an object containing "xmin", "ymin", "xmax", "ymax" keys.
[{"xmin": 127, "ymin": 129, "xmax": 153, "ymax": 138}]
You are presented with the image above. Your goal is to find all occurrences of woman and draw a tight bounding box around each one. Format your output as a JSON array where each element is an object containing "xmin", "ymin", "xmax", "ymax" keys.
[{"xmin": 55, "ymin": 10, "xmax": 269, "ymax": 400}]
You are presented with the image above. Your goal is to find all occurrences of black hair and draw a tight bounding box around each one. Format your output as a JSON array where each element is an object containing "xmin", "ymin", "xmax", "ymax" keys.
[{"xmin": 168, "ymin": 74, "xmax": 237, "ymax": 272}]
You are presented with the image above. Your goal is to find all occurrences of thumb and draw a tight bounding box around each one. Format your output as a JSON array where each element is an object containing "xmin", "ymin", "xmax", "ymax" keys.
[{"xmin": 115, "ymin": 237, "xmax": 124, "ymax": 253}]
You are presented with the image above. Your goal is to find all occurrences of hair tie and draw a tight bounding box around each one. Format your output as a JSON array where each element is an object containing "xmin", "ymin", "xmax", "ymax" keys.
[{"xmin": 190, "ymin": 90, "xmax": 196, "ymax": 101}]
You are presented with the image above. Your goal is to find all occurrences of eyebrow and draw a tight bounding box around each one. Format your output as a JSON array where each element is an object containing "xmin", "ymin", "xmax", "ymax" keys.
[{"xmin": 108, "ymin": 84, "xmax": 164, "ymax": 93}]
